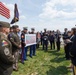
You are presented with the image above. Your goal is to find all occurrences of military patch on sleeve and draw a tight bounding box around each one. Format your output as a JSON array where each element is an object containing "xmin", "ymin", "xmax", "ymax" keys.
[
  {"xmin": 9, "ymin": 34, "xmax": 12, "ymax": 37},
  {"xmin": 4, "ymin": 47, "xmax": 10, "ymax": 55},
  {"xmin": 2, "ymin": 40, "xmax": 8, "ymax": 46}
]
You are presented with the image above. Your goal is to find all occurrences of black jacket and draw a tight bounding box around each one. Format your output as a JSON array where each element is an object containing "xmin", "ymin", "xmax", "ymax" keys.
[
  {"xmin": 49, "ymin": 35, "xmax": 55, "ymax": 42},
  {"xmin": 70, "ymin": 34, "xmax": 76, "ymax": 66}
]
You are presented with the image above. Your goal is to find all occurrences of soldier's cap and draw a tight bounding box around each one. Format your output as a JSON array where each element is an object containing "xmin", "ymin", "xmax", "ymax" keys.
[
  {"xmin": 44, "ymin": 28, "xmax": 46, "ymax": 30},
  {"xmin": 31, "ymin": 28, "xmax": 35, "ymax": 30},
  {"xmin": 23, "ymin": 27, "xmax": 28, "ymax": 30},
  {"xmin": 0, "ymin": 21, "xmax": 10, "ymax": 28},
  {"xmin": 12, "ymin": 25, "xmax": 19, "ymax": 29}
]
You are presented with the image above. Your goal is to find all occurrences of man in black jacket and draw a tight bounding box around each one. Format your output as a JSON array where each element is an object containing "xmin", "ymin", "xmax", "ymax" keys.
[
  {"xmin": 49, "ymin": 31, "xmax": 55, "ymax": 50},
  {"xmin": 63, "ymin": 28, "xmax": 68, "ymax": 58},
  {"xmin": 56, "ymin": 30, "xmax": 61, "ymax": 51}
]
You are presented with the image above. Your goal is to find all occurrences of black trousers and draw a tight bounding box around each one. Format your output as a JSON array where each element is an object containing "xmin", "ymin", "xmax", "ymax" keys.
[
  {"xmin": 41, "ymin": 38, "xmax": 43, "ymax": 45},
  {"xmin": 36, "ymin": 44, "xmax": 39, "ymax": 48},
  {"xmin": 43, "ymin": 41, "xmax": 48, "ymax": 51},
  {"xmin": 50, "ymin": 41, "xmax": 55, "ymax": 50},
  {"xmin": 43, "ymin": 44, "xmax": 48, "ymax": 51},
  {"xmin": 64, "ymin": 44, "xmax": 70, "ymax": 59},
  {"xmin": 56, "ymin": 41, "xmax": 60, "ymax": 51}
]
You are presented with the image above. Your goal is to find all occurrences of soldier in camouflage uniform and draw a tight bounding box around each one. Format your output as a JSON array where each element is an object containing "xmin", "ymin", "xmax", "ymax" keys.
[
  {"xmin": 0, "ymin": 21, "xmax": 15, "ymax": 75},
  {"xmin": 8, "ymin": 25, "xmax": 21, "ymax": 71}
]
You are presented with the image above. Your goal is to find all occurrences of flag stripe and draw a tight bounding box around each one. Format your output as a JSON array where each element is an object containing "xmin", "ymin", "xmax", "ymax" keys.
[
  {"xmin": 0, "ymin": 10, "xmax": 10, "ymax": 19},
  {"xmin": 0, "ymin": 7, "xmax": 10, "ymax": 16},
  {"xmin": 0, "ymin": 6, "xmax": 10, "ymax": 19},
  {"xmin": 0, "ymin": 10, "xmax": 10, "ymax": 18},
  {"xmin": 0, "ymin": 2, "xmax": 10, "ymax": 12},
  {"xmin": 0, "ymin": 2, "xmax": 9, "ymax": 11},
  {"xmin": 0, "ymin": 7, "xmax": 10, "ymax": 15},
  {"xmin": 0, "ymin": 5, "xmax": 10, "ymax": 13},
  {"xmin": 0, "ymin": 2, "xmax": 10, "ymax": 18},
  {"xmin": 0, "ymin": 2, "xmax": 10, "ymax": 19}
]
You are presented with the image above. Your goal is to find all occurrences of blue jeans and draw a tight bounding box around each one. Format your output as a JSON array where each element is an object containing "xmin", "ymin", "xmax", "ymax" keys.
[
  {"xmin": 23, "ymin": 47, "xmax": 28, "ymax": 60},
  {"xmin": 30, "ymin": 45, "xmax": 33, "ymax": 57},
  {"xmin": 32, "ymin": 44, "xmax": 36, "ymax": 55}
]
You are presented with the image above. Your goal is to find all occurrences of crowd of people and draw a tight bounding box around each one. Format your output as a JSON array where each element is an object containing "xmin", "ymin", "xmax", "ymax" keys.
[
  {"xmin": 39, "ymin": 29, "xmax": 61, "ymax": 51},
  {"xmin": 39, "ymin": 27, "xmax": 76, "ymax": 75},
  {"xmin": 0, "ymin": 21, "xmax": 76, "ymax": 75},
  {"xmin": 63, "ymin": 28, "xmax": 76, "ymax": 75}
]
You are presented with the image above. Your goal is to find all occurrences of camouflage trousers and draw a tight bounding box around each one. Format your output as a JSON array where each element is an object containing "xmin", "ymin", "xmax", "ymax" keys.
[{"xmin": 13, "ymin": 50, "xmax": 19, "ymax": 69}]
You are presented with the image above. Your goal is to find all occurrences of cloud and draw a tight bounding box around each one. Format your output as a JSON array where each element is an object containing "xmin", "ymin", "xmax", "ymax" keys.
[
  {"xmin": 37, "ymin": 0, "xmax": 76, "ymax": 32},
  {"xmin": 39, "ymin": 0, "xmax": 76, "ymax": 20},
  {"xmin": 20, "ymin": 15, "xmax": 26, "ymax": 19}
]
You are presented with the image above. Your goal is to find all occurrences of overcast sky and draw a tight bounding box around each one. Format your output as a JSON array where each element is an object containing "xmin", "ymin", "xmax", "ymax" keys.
[{"xmin": 0, "ymin": 0, "xmax": 76, "ymax": 32}]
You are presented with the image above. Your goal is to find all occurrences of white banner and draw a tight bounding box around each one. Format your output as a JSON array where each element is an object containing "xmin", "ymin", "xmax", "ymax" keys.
[{"xmin": 25, "ymin": 34, "xmax": 36, "ymax": 47}]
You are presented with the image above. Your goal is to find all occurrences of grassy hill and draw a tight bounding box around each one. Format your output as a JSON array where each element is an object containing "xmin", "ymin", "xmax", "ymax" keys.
[{"xmin": 12, "ymin": 46, "xmax": 72, "ymax": 75}]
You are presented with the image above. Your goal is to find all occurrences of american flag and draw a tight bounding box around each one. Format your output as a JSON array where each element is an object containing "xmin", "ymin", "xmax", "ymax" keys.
[{"xmin": 0, "ymin": 2, "xmax": 10, "ymax": 19}]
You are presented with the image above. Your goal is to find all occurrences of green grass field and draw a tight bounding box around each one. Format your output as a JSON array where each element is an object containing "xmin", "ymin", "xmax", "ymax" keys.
[{"xmin": 12, "ymin": 46, "xmax": 72, "ymax": 75}]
